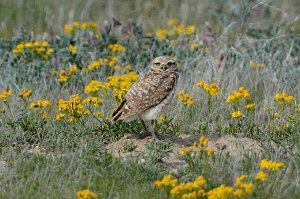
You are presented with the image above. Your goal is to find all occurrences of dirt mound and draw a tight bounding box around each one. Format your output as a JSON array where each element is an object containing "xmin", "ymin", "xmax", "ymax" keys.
[{"xmin": 106, "ymin": 134, "xmax": 264, "ymax": 172}]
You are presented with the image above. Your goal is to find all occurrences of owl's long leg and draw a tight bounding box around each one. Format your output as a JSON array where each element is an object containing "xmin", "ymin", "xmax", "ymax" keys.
[{"xmin": 140, "ymin": 119, "xmax": 161, "ymax": 139}]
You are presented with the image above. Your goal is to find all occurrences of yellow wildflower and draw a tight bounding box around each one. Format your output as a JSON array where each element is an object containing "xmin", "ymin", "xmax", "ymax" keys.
[
  {"xmin": 167, "ymin": 18, "xmax": 180, "ymax": 27},
  {"xmin": 55, "ymin": 113, "xmax": 66, "ymax": 121},
  {"xmin": 190, "ymin": 43, "xmax": 199, "ymax": 51},
  {"xmin": 57, "ymin": 70, "xmax": 69, "ymax": 83},
  {"xmin": 175, "ymin": 25, "xmax": 185, "ymax": 34},
  {"xmin": 259, "ymin": 159, "xmax": 285, "ymax": 171},
  {"xmin": 80, "ymin": 22, "xmax": 89, "ymax": 29},
  {"xmin": 0, "ymin": 90, "xmax": 13, "ymax": 103},
  {"xmin": 206, "ymin": 185, "xmax": 234, "ymax": 199},
  {"xmin": 64, "ymin": 24, "xmax": 72, "ymax": 34},
  {"xmin": 227, "ymin": 87, "xmax": 250, "ymax": 104},
  {"xmin": 69, "ymin": 64, "xmax": 78, "ymax": 75},
  {"xmin": 199, "ymin": 136, "xmax": 209, "ymax": 145},
  {"xmin": 255, "ymin": 171, "xmax": 268, "ymax": 182},
  {"xmin": 178, "ymin": 90, "xmax": 194, "ymax": 106},
  {"xmin": 235, "ymin": 175, "xmax": 248, "ymax": 187},
  {"xmin": 206, "ymin": 149, "xmax": 215, "ymax": 156},
  {"xmin": 25, "ymin": 42, "xmax": 34, "ymax": 48},
  {"xmin": 76, "ymin": 189, "xmax": 98, "ymax": 199},
  {"xmin": 159, "ymin": 117, "xmax": 165, "ymax": 122},
  {"xmin": 234, "ymin": 183, "xmax": 254, "ymax": 197},
  {"xmin": 274, "ymin": 92, "xmax": 294, "ymax": 103},
  {"xmin": 41, "ymin": 41, "xmax": 49, "ymax": 47},
  {"xmin": 231, "ymin": 111, "xmax": 245, "ymax": 119},
  {"xmin": 125, "ymin": 64, "xmax": 133, "ymax": 71},
  {"xmin": 87, "ymin": 59, "xmax": 104, "ymax": 71},
  {"xmin": 245, "ymin": 103, "xmax": 255, "ymax": 110},
  {"xmin": 156, "ymin": 29, "xmax": 169, "ymax": 41},
  {"xmin": 18, "ymin": 89, "xmax": 32, "ymax": 98},
  {"xmin": 196, "ymin": 81, "xmax": 220, "ymax": 96},
  {"xmin": 33, "ymin": 41, "xmax": 41, "ymax": 47},
  {"xmin": 251, "ymin": 63, "xmax": 265, "ymax": 69},
  {"xmin": 30, "ymin": 100, "xmax": 51, "ymax": 109},
  {"xmin": 108, "ymin": 44, "xmax": 126, "ymax": 53},
  {"xmin": 82, "ymin": 97, "xmax": 104, "ymax": 107},
  {"xmin": 153, "ymin": 174, "xmax": 178, "ymax": 188},
  {"xmin": 96, "ymin": 112, "xmax": 104, "ymax": 118},
  {"xmin": 185, "ymin": 25, "xmax": 195, "ymax": 34},
  {"xmin": 30, "ymin": 102, "xmax": 38, "ymax": 109},
  {"xmin": 46, "ymin": 48, "xmax": 54, "ymax": 56},
  {"xmin": 68, "ymin": 45, "xmax": 78, "ymax": 55},
  {"xmin": 84, "ymin": 81, "xmax": 103, "ymax": 93}
]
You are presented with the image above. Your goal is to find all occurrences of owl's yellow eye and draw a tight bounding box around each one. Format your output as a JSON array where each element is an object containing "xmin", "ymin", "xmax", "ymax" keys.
[{"xmin": 154, "ymin": 62, "xmax": 160, "ymax": 66}]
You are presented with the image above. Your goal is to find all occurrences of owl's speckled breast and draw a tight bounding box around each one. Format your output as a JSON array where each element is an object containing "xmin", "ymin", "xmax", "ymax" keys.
[{"xmin": 140, "ymin": 80, "xmax": 176, "ymax": 121}]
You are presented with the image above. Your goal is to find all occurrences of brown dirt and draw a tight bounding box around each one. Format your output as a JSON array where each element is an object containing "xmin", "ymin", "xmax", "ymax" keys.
[{"xmin": 106, "ymin": 134, "xmax": 265, "ymax": 172}]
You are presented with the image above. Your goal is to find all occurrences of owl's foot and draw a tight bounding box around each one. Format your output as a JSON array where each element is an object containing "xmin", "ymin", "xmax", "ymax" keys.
[
  {"xmin": 125, "ymin": 131, "xmax": 151, "ymax": 139},
  {"xmin": 151, "ymin": 131, "xmax": 165, "ymax": 140},
  {"xmin": 126, "ymin": 131, "xmax": 163, "ymax": 140}
]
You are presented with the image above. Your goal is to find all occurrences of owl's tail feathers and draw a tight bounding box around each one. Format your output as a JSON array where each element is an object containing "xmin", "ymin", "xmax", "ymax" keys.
[{"xmin": 112, "ymin": 99, "xmax": 127, "ymax": 122}]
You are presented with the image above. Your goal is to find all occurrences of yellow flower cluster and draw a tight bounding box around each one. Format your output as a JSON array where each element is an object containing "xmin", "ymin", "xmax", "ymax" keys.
[
  {"xmin": 156, "ymin": 18, "xmax": 195, "ymax": 41},
  {"xmin": 196, "ymin": 81, "xmax": 220, "ymax": 96},
  {"xmin": 30, "ymin": 100, "xmax": 51, "ymax": 109},
  {"xmin": 178, "ymin": 90, "xmax": 194, "ymax": 106},
  {"xmin": 154, "ymin": 174, "xmax": 255, "ymax": 199},
  {"xmin": 0, "ymin": 108, "xmax": 6, "ymax": 114},
  {"xmin": 56, "ymin": 94, "xmax": 103, "ymax": 122},
  {"xmin": 233, "ymin": 175, "xmax": 254, "ymax": 197},
  {"xmin": 82, "ymin": 96, "xmax": 104, "ymax": 107},
  {"xmin": 154, "ymin": 158, "xmax": 286, "ymax": 199},
  {"xmin": 82, "ymin": 56, "xmax": 124, "ymax": 72},
  {"xmin": 274, "ymin": 92, "xmax": 294, "ymax": 103},
  {"xmin": 154, "ymin": 175, "xmax": 206, "ymax": 199},
  {"xmin": 259, "ymin": 159, "xmax": 285, "ymax": 171},
  {"xmin": 167, "ymin": 18, "xmax": 180, "ymax": 27},
  {"xmin": 153, "ymin": 174, "xmax": 178, "ymax": 188},
  {"xmin": 12, "ymin": 41, "xmax": 54, "ymax": 60},
  {"xmin": 84, "ymin": 72, "xmax": 140, "ymax": 103},
  {"xmin": 108, "ymin": 44, "xmax": 126, "ymax": 53},
  {"xmin": 76, "ymin": 189, "xmax": 98, "ymax": 199},
  {"xmin": 244, "ymin": 103, "xmax": 255, "ymax": 110},
  {"xmin": 179, "ymin": 136, "xmax": 214, "ymax": 156},
  {"xmin": 250, "ymin": 63, "xmax": 265, "ymax": 69},
  {"xmin": 206, "ymin": 185, "xmax": 234, "ymax": 199},
  {"xmin": 18, "ymin": 89, "xmax": 32, "ymax": 98},
  {"xmin": 227, "ymin": 87, "xmax": 250, "ymax": 104},
  {"xmin": 64, "ymin": 21, "xmax": 97, "ymax": 34},
  {"xmin": 0, "ymin": 90, "xmax": 13, "ymax": 103},
  {"xmin": 170, "ymin": 176, "xmax": 207, "ymax": 198},
  {"xmin": 84, "ymin": 81, "xmax": 105, "ymax": 94},
  {"xmin": 86, "ymin": 58, "xmax": 104, "ymax": 71},
  {"xmin": 68, "ymin": 45, "xmax": 78, "ymax": 55},
  {"xmin": 55, "ymin": 65, "xmax": 78, "ymax": 83},
  {"xmin": 206, "ymin": 179, "xmax": 253, "ymax": 199},
  {"xmin": 255, "ymin": 171, "xmax": 268, "ymax": 182},
  {"xmin": 190, "ymin": 43, "xmax": 199, "ymax": 51},
  {"xmin": 231, "ymin": 111, "xmax": 245, "ymax": 119}
]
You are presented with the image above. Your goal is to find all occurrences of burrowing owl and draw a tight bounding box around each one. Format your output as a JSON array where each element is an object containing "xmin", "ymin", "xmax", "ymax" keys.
[{"xmin": 112, "ymin": 56, "xmax": 178, "ymax": 138}]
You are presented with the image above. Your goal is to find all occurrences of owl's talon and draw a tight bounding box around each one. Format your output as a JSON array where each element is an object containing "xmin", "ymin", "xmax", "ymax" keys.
[{"xmin": 151, "ymin": 131, "xmax": 163, "ymax": 140}]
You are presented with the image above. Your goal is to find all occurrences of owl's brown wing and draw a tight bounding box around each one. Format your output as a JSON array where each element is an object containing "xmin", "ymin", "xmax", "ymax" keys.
[{"xmin": 112, "ymin": 73, "xmax": 176, "ymax": 121}]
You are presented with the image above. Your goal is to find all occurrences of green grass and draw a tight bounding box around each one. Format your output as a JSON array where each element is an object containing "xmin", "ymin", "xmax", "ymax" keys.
[{"xmin": 0, "ymin": 0, "xmax": 300, "ymax": 198}]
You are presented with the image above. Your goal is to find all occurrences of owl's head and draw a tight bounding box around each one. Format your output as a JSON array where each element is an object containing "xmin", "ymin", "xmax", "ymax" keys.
[{"xmin": 150, "ymin": 56, "xmax": 178, "ymax": 74}]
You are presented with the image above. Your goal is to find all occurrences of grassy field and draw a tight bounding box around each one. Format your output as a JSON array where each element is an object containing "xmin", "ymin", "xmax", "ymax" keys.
[{"xmin": 0, "ymin": 0, "xmax": 300, "ymax": 198}]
